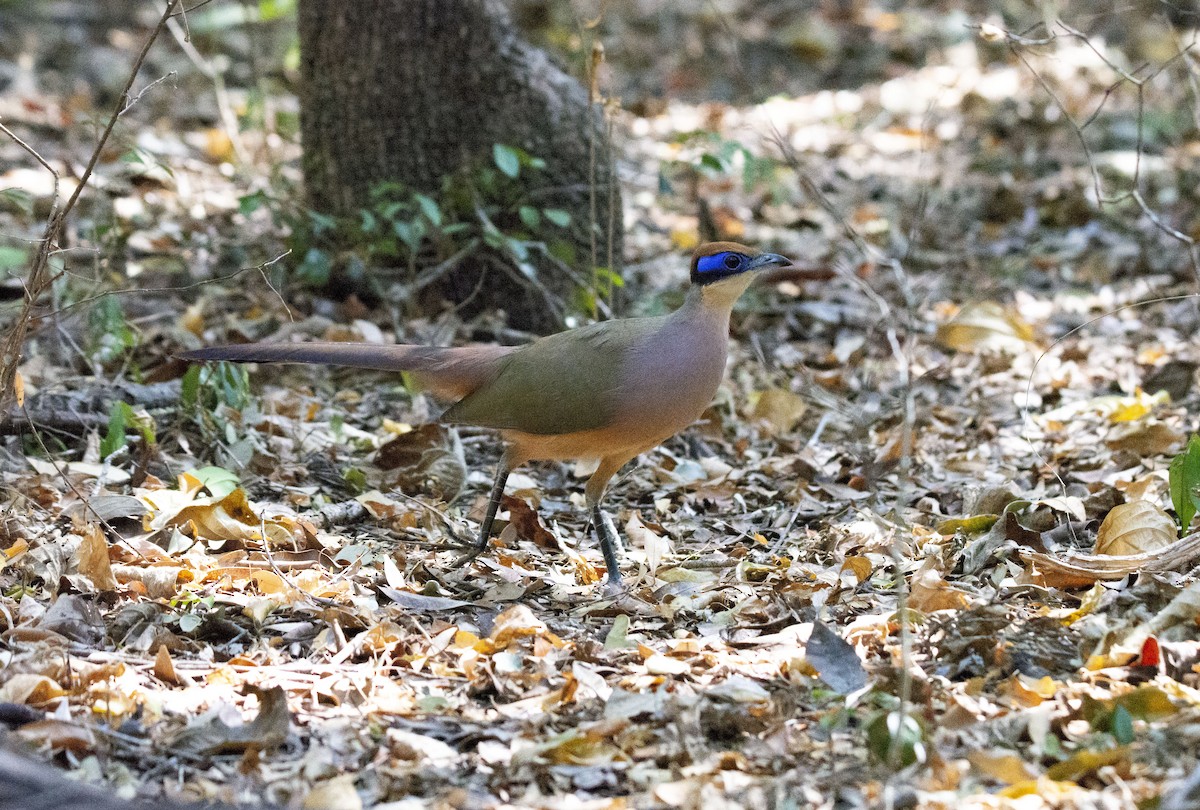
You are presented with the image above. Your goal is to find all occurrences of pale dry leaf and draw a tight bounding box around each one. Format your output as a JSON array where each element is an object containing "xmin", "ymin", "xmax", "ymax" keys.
[
  {"xmin": 0, "ymin": 674, "xmax": 65, "ymax": 705},
  {"xmin": 171, "ymin": 684, "xmax": 290, "ymax": 755},
  {"xmin": 751, "ymin": 387, "xmax": 807, "ymax": 434},
  {"xmin": 626, "ymin": 511, "xmax": 669, "ymax": 573},
  {"xmin": 935, "ymin": 301, "xmax": 1036, "ymax": 354},
  {"xmin": 909, "ymin": 560, "xmax": 972, "ymax": 613},
  {"xmin": 112, "ymin": 564, "xmax": 192, "ymax": 599},
  {"xmin": 154, "ymin": 644, "xmax": 180, "ymax": 685},
  {"xmin": 76, "ymin": 524, "xmax": 117, "ymax": 591},
  {"xmin": 140, "ymin": 473, "xmax": 295, "ymax": 545},
  {"xmin": 303, "ymin": 776, "xmax": 363, "ymax": 810},
  {"xmin": 15, "ymin": 719, "xmax": 95, "ymax": 754},
  {"xmin": 1095, "ymin": 501, "xmax": 1177, "ymax": 556},
  {"xmin": 1022, "ymin": 532, "xmax": 1200, "ymax": 586},
  {"xmin": 968, "ymin": 749, "xmax": 1037, "ymax": 785},
  {"xmin": 644, "ymin": 654, "xmax": 689, "ymax": 675},
  {"xmin": 1105, "ymin": 420, "xmax": 1184, "ymax": 456}
]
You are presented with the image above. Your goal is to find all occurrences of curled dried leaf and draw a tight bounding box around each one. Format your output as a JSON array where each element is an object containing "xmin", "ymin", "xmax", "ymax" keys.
[
  {"xmin": 1095, "ymin": 501, "xmax": 1177, "ymax": 556},
  {"xmin": 935, "ymin": 301, "xmax": 1036, "ymax": 354}
]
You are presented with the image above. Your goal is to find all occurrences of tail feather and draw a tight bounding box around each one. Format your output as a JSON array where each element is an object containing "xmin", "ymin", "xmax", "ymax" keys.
[{"xmin": 179, "ymin": 341, "xmax": 514, "ymax": 401}]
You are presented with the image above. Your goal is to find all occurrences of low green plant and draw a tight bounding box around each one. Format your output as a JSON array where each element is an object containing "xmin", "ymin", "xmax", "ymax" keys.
[
  {"xmin": 181, "ymin": 361, "xmax": 251, "ymax": 413},
  {"xmin": 100, "ymin": 401, "xmax": 157, "ymax": 460},
  {"xmin": 1169, "ymin": 434, "xmax": 1200, "ymax": 530},
  {"xmin": 86, "ymin": 294, "xmax": 138, "ymax": 368},
  {"xmin": 241, "ymin": 143, "xmax": 616, "ymax": 318},
  {"xmin": 666, "ymin": 130, "xmax": 783, "ymax": 200}
]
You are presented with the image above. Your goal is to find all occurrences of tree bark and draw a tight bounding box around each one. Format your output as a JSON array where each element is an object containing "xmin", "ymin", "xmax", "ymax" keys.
[{"xmin": 297, "ymin": 0, "xmax": 622, "ymax": 331}]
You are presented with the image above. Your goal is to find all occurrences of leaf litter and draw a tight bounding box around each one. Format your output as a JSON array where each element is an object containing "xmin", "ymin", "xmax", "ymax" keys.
[{"xmin": 7, "ymin": 6, "xmax": 1200, "ymax": 810}]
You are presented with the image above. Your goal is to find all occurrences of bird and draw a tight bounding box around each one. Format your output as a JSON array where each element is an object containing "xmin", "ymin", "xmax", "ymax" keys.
[{"xmin": 180, "ymin": 242, "xmax": 793, "ymax": 587}]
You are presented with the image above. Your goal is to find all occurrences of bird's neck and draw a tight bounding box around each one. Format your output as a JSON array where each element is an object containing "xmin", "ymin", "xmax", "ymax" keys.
[{"xmin": 679, "ymin": 275, "xmax": 754, "ymax": 322}]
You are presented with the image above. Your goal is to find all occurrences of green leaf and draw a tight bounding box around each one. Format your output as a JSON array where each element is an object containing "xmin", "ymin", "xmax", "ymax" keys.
[
  {"xmin": 343, "ymin": 467, "xmax": 368, "ymax": 493},
  {"xmin": 603, "ymin": 614, "xmax": 631, "ymax": 649},
  {"xmin": 542, "ymin": 208, "xmax": 571, "ymax": 228},
  {"xmin": 101, "ymin": 401, "xmax": 132, "ymax": 459},
  {"xmin": 518, "ymin": 205, "xmax": 541, "ymax": 229},
  {"xmin": 866, "ymin": 711, "xmax": 925, "ymax": 768},
  {"xmin": 178, "ymin": 612, "xmax": 202, "ymax": 633},
  {"xmin": 191, "ymin": 466, "xmax": 240, "ymax": 499},
  {"xmin": 394, "ymin": 220, "xmax": 425, "ymax": 254},
  {"xmin": 180, "ymin": 364, "xmax": 201, "ymax": 410},
  {"xmin": 128, "ymin": 409, "xmax": 156, "ymax": 447},
  {"xmin": 699, "ymin": 153, "xmax": 725, "ymax": 172},
  {"xmin": 238, "ymin": 190, "xmax": 268, "ymax": 217},
  {"xmin": 493, "ymin": 144, "xmax": 521, "ymax": 179},
  {"xmin": 0, "ymin": 245, "xmax": 28, "ymax": 272},
  {"xmin": 413, "ymin": 193, "xmax": 442, "ymax": 227},
  {"xmin": 307, "ymin": 210, "xmax": 337, "ymax": 235},
  {"xmin": 296, "ymin": 247, "xmax": 332, "ymax": 286},
  {"xmin": 1111, "ymin": 704, "xmax": 1134, "ymax": 745},
  {"xmin": 0, "ymin": 188, "xmax": 34, "ymax": 216},
  {"xmin": 87, "ymin": 294, "xmax": 136, "ymax": 365},
  {"xmin": 505, "ymin": 236, "xmax": 529, "ymax": 261},
  {"xmin": 1169, "ymin": 434, "xmax": 1200, "ymax": 530},
  {"xmin": 594, "ymin": 265, "xmax": 625, "ymax": 288}
]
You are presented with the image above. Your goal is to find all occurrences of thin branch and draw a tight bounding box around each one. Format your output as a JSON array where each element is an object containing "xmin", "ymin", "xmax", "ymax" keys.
[
  {"xmin": 0, "ymin": 0, "xmax": 179, "ymax": 410},
  {"xmin": 62, "ymin": 2, "xmax": 179, "ymax": 217},
  {"xmin": 0, "ymin": 122, "xmax": 60, "ymax": 189}
]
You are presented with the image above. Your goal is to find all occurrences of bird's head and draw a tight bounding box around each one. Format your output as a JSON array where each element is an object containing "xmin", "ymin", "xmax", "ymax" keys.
[{"xmin": 689, "ymin": 242, "xmax": 792, "ymax": 289}]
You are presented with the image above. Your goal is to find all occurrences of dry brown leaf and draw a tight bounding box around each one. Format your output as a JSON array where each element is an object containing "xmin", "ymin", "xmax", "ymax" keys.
[
  {"xmin": 170, "ymin": 684, "xmax": 290, "ymax": 755},
  {"xmin": 909, "ymin": 561, "xmax": 972, "ymax": 613},
  {"xmin": 201, "ymin": 566, "xmax": 286, "ymax": 594},
  {"xmin": 361, "ymin": 620, "xmax": 404, "ymax": 653},
  {"xmin": 0, "ymin": 674, "xmax": 64, "ymax": 706},
  {"xmin": 481, "ymin": 604, "xmax": 563, "ymax": 653},
  {"xmin": 968, "ymin": 749, "xmax": 1036, "ymax": 785},
  {"xmin": 1095, "ymin": 500, "xmax": 1177, "ymax": 556},
  {"xmin": 376, "ymin": 423, "xmax": 466, "ymax": 501},
  {"xmin": 1105, "ymin": 420, "xmax": 1184, "ymax": 456},
  {"xmin": 15, "ymin": 719, "xmax": 95, "ymax": 754},
  {"xmin": 154, "ymin": 644, "xmax": 180, "ymax": 685},
  {"xmin": 503, "ymin": 495, "xmax": 557, "ymax": 550},
  {"xmin": 112, "ymin": 564, "xmax": 192, "ymax": 599},
  {"xmin": 141, "ymin": 474, "xmax": 295, "ymax": 545},
  {"xmin": 1022, "ymin": 531, "xmax": 1200, "ymax": 587},
  {"xmin": 841, "ymin": 556, "xmax": 873, "ymax": 583},
  {"xmin": 751, "ymin": 387, "xmax": 807, "ymax": 434},
  {"xmin": 76, "ymin": 523, "xmax": 116, "ymax": 591},
  {"xmin": 935, "ymin": 301, "xmax": 1036, "ymax": 354}
]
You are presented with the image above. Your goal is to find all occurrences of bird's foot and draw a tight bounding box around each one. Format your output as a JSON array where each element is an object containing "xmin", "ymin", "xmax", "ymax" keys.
[{"xmin": 602, "ymin": 575, "xmax": 624, "ymax": 598}]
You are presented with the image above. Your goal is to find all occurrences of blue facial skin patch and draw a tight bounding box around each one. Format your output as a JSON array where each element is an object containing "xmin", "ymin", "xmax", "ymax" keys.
[{"xmin": 696, "ymin": 252, "xmax": 747, "ymax": 274}]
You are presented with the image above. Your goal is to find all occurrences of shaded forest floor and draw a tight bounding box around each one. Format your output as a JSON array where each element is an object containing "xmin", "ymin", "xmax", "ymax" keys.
[{"xmin": 4, "ymin": 4, "xmax": 1200, "ymax": 809}]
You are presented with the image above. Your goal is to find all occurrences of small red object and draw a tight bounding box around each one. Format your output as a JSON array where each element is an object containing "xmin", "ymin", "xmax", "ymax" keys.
[{"xmin": 1137, "ymin": 636, "xmax": 1161, "ymax": 668}]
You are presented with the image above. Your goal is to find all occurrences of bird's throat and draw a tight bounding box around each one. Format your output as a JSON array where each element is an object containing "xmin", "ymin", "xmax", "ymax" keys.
[{"xmin": 691, "ymin": 273, "xmax": 756, "ymax": 313}]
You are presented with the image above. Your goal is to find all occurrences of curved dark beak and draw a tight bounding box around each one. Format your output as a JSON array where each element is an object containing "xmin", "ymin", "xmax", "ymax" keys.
[{"xmin": 748, "ymin": 252, "xmax": 792, "ymax": 271}]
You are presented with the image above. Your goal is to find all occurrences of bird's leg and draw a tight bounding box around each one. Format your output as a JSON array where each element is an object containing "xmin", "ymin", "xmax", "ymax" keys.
[
  {"xmin": 585, "ymin": 455, "xmax": 632, "ymax": 587},
  {"xmin": 448, "ymin": 461, "xmax": 509, "ymax": 569},
  {"xmin": 590, "ymin": 501, "xmax": 623, "ymax": 588}
]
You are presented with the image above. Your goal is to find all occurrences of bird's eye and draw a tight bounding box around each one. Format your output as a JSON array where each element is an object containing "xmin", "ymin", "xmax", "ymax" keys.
[{"xmin": 724, "ymin": 253, "xmax": 743, "ymax": 270}]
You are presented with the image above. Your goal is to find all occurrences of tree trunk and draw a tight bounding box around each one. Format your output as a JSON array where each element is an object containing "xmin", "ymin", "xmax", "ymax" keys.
[{"xmin": 297, "ymin": 0, "xmax": 622, "ymax": 331}]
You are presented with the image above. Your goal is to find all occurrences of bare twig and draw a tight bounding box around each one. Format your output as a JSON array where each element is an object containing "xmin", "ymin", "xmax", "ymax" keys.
[
  {"xmin": 992, "ymin": 19, "xmax": 1200, "ymax": 284},
  {"xmin": 0, "ymin": 0, "xmax": 181, "ymax": 412}
]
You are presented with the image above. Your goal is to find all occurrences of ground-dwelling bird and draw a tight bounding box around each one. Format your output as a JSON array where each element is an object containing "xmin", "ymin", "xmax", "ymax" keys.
[{"xmin": 181, "ymin": 242, "xmax": 793, "ymax": 588}]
